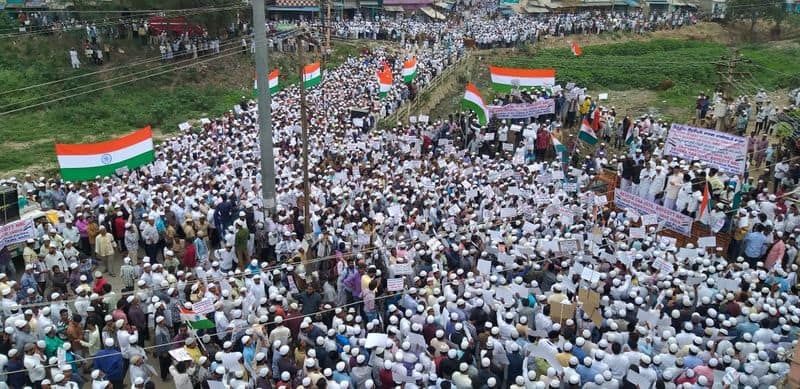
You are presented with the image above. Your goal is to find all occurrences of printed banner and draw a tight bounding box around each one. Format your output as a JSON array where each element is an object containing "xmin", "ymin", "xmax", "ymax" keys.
[
  {"xmin": 614, "ymin": 190, "xmax": 693, "ymax": 236},
  {"xmin": 487, "ymin": 99, "xmax": 555, "ymax": 119},
  {"xmin": 664, "ymin": 123, "xmax": 748, "ymax": 174},
  {"xmin": 0, "ymin": 219, "xmax": 35, "ymax": 251}
]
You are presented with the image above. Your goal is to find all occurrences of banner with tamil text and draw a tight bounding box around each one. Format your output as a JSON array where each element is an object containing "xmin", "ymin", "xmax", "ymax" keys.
[
  {"xmin": 487, "ymin": 99, "xmax": 555, "ymax": 119},
  {"xmin": 664, "ymin": 123, "xmax": 748, "ymax": 175},
  {"xmin": 614, "ymin": 190, "xmax": 693, "ymax": 236}
]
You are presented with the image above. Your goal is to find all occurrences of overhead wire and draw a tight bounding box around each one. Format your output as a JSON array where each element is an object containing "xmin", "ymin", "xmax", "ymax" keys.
[{"xmin": 0, "ymin": 34, "xmax": 275, "ymax": 116}]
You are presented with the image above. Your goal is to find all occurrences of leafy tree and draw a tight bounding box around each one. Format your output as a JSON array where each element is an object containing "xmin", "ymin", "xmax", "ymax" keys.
[{"xmin": 726, "ymin": 0, "xmax": 786, "ymax": 40}]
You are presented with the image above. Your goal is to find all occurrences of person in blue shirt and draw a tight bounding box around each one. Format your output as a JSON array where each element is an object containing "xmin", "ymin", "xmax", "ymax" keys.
[
  {"xmin": 576, "ymin": 356, "xmax": 600, "ymax": 385},
  {"xmin": 743, "ymin": 225, "xmax": 769, "ymax": 265},
  {"xmin": 242, "ymin": 335, "xmax": 256, "ymax": 369},
  {"xmin": 94, "ymin": 338, "xmax": 124, "ymax": 389},
  {"xmin": 4, "ymin": 349, "xmax": 29, "ymax": 389}
]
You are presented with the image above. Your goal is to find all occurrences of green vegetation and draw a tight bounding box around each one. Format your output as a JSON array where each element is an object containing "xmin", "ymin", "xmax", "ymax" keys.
[{"xmin": 494, "ymin": 39, "xmax": 800, "ymax": 116}]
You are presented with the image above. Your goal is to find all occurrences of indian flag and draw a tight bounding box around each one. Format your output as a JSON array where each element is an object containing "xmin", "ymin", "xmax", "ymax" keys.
[
  {"xmin": 179, "ymin": 307, "xmax": 215, "ymax": 330},
  {"xmin": 489, "ymin": 66, "xmax": 555, "ymax": 93},
  {"xmin": 253, "ymin": 70, "xmax": 280, "ymax": 97},
  {"xmin": 303, "ymin": 62, "xmax": 322, "ymax": 88},
  {"xmin": 377, "ymin": 64, "xmax": 392, "ymax": 99},
  {"xmin": 552, "ymin": 134, "xmax": 567, "ymax": 154},
  {"xmin": 402, "ymin": 57, "xmax": 418, "ymax": 83},
  {"xmin": 578, "ymin": 117, "xmax": 598, "ymax": 145},
  {"xmin": 55, "ymin": 126, "xmax": 155, "ymax": 181},
  {"xmin": 461, "ymin": 83, "xmax": 490, "ymax": 126},
  {"xmin": 625, "ymin": 127, "xmax": 635, "ymax": 145}
]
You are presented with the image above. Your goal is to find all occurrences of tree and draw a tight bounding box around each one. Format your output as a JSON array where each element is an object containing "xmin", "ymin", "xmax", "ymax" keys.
[{"xmin": 726, "ymin": 0, "xmax": 786, "ymax": 40}]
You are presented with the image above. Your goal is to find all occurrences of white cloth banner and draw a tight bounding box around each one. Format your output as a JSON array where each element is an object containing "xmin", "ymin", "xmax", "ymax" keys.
[
  {"xmin": 0, "ymin": 219, "xmax": 35, "ymax": 251},
  {"xmin": 664, "ymin": 123, "xmax": 748, "ymax": 174},
  {"xmin": 614, "ymin": 190, "xmax": 693, "ymax": 236},
  {"xmin": 487, "ymin": 99, "xmax": 555, "ymax": 119}
]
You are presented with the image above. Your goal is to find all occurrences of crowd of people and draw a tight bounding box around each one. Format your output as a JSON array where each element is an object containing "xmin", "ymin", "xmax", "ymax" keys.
[
  {"xmin": 332, "ymin": 7, "xmax": 696, "ymax": 49},
  {"xmin": 2, "ymin": 3, "xmax": 800, "ymax": 389}
]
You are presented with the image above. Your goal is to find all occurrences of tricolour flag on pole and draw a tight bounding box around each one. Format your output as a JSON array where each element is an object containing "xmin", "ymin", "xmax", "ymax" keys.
[
  {"xmin": 253, "ymin": 70, "xmax": 280, "ymax": 97},
  {"xmin": 625, "ymin": 128, "xmax": 635, "ymax": 145},
  {"xmin": 461, "ymin": 83, "xmax": 490, "ymax": 126},
  {"xmin": 55, "ymin": 126, "xmax": 155, "ymax": 181},
  {"xmin": 571, "ymin": 41, "xmax": 583, "ymax": 56},
  {"xmin": 698, "ymin": 182, "xmax": 711, "ymax": 223},
  {"xmin": 552, "ymin": 134, "xmax": 567, "ymax": 154},
  {"xmin": 402, "ymin": 57, "xmax": 418, "ymax": 83},
  {"xmin": 578, "ymin": 117, "xmax": 598, "ymax": 145},
  {"xmin": 303, "ymin": 62, "xmax": 322, "ymax": 88},
  {"xmin": 377, "ymin": 63, "xmax": 392, "ymax": 99},
  {"xmin": 489, "ymin": 66, "xmax": 555, "ymax": 93},
  {"xmin": 179, "ymin": 307, "xmax": 216, "ymax": 330}
]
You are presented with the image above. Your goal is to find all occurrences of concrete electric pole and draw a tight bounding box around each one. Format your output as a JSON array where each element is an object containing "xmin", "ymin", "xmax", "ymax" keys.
[{"xmin": 253, "ymin": 0, "xmax": 278, "ymax": 215}]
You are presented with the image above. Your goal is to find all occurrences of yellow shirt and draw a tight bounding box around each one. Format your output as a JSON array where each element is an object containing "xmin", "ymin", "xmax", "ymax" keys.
[{"xmin": 184, "ymin": 345, "xmax": 203, "ymax": 363}]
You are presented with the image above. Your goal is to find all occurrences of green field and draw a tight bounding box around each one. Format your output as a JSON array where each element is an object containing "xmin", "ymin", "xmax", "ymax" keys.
[
  {"xmin": 505, "ymin": 39, "xmax": 797, "ymax": 106},
  {"xmin": 0, "ymin": 28, "xmax": 362, "ymax": 175}
]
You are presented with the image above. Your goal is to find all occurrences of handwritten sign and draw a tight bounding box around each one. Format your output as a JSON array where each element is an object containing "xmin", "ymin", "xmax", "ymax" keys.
[
  {"xmin": 664, "ymin": 123, "xmax": 748, "ymax": 174},
  {"xmin": 392, "ymin": 263, "xmax": 413, "ymax": 276},
  {"xmin": 615, "ymin": 190, "xmax": 693, "ymax": 236},
  {"xmin": 168, "ymin": 348, "xmax": 193, "ymax": 361},
  {"xmin": 387, "ymin": 278, "xmax": 404, "ymax": 292},
  {"xmin": 192, "ymin": 299, "xmax": 215, "ymax": 315}
]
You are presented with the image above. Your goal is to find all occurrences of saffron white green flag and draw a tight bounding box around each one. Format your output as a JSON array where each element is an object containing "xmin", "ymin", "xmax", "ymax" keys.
[
  {"xmin": 55, "ymin": 127, "xmax": 155, "ymax": 181},
  {"xmin": 303, "ymin": 62, "xmax": 322, "ymax": 88},
  {"xmin": 461, "ymin": 83, "xmax": 490, "ymax": 125},
  {"xmin": 578, "ymin": 117, "xmax": 598, "ymax": 145},
  {"xmin": 254, "ymin": 70, "xmax": 280, "ymax": 97},
  {"xmin": 402, "ymin": 57, "xmax": 418, "ymax": 83}
]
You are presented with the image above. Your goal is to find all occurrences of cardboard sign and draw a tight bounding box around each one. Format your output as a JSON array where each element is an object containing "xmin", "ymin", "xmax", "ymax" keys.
[
  {"xmin": 550, "ymin": 301, "xmax": 576, "ymax": 324},
  {"xmin": 387, "ymin": 278, "xmax": 404, "ymax": 292},
  {"xmin": 168, "ymin": 348, "xmax": 193, "ymax": 361}
]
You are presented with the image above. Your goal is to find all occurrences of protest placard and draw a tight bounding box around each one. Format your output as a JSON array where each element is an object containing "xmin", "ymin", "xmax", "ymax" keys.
[
  {"xmin": 615, "ymin": 190, "xmax": 693, "ymax": 236},
  {"xmin": 477, "ymin": 259, "xmax": 492, "ymax": 275},
  {"xmin": 559, "ymin": 239, "xmax": 579, "ymax": 253},
  {"xmin": 486, "ymin": 99, "xmax": 555, "ymax": 119},
  {"xmin": 664, "ymin": 123, "xmax": 748, "ymax": 174},
  {"xmin": 365, "ymin": 333, "xmax": 389, "ymax": 348},
  {"xmin": 192, "ymin": 299, "xmax": 215, "ymax": 315},
  {"xmin": 698, "ymin": 236, "xmax": 716, "ymax": 248},
  {"xmin": 387, "ymin": 278, "xmax": 404, "ymax": 292},
  {"xmin": 169, "ymin": 348, "xmax": 193, "ymax": 361},
  {"xmin": 629, "ymin": 227, "xmax": 645, "ymax": 239},
  {"xmin": 637, "ymin": 309, "xmax": 659, "ymax": 326},
  {"xmin": 550, "ymin": 301, "xmax": 575, "ymax": 324},
  {"xmin": 392, "ymin": 263, "xmax": 413, "ymax": 276},
  {"xmin": 0, "ymin": 219, "xmax": 36, "ymax": 251},
  {"xmin": 641, "ymin": 214, "xmax": 658, "ymax": 225}
]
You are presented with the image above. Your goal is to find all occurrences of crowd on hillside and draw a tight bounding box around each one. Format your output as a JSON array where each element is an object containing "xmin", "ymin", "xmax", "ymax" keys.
[{"xmin": 3, "ymin": 3, "xmax": 800, "ymax": 389}]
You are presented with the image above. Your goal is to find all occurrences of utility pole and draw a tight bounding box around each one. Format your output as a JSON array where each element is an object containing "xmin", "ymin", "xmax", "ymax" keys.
[
  {"xmin": 253, "ymin": 0, "xmax": 277, "ymax": 214},
  {"xmin": 296, "ymin": 30, "xmax": 319, "ymax": 240},
  {"xmin": 712, "ymin": 49, "xmax": 750, "ymax": 101}
]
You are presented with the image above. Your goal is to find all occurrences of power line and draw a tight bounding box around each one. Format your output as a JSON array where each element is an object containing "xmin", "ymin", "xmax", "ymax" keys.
[{"xmin": 0, "ymin": 35, "xmax": 273, "ymax": 115}]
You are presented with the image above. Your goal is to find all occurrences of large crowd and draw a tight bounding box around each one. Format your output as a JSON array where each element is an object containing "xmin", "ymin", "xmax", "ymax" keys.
[{"xmin": 2, "ymin": 3, "xmax": 800, "ymax": 389}]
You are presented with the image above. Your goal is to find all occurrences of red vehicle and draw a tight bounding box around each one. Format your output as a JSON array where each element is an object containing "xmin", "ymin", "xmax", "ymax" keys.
[{"xmin": 148, "ymin": 16, "xmax": 205, "ymax": 36}]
